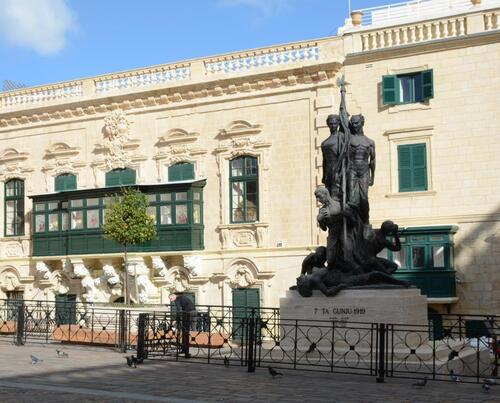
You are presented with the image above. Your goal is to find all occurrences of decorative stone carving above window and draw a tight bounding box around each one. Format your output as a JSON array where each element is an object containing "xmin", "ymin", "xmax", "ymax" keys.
[
  {"xmin": 0, "ymin": 148, "xmax": 34, "ymax": 187},
  {"xmin": 41, "ymin": 142, "xmax": 85, "ymax": 191},
  {"xmin": 165, "ymin": 266, "xmax": 191, "ymax": 293},
  {"xmin": 0, "ymin": 267, "xmax": 21, "ymax": 291},
  {"xmin": 227, "ymin": 258, "xmax": 275, "ymax": 289},
  {"xmin": 229, "ymin": 264, "xmax": 256, "ymax": 288},
  {"xmin": 154, "ymin": 128, "xmax": 207, "ymax": 181},
  {"xmin": 218, "ymin": 120, "xmax": 263, "ymax": 138},
  {"xmin": 92, "ymin": 109, "xmax": 146, "ymax": 177},
  {"xmin": 217, "ymin": 223, "xmax": 269, "ymax": 249}
]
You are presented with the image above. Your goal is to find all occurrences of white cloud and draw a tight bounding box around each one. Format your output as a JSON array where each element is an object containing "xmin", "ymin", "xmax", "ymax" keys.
[
  {"xmin": 218, "ymin": 0, "xmax": 291, "ymax": 17},
  {"xmin": 0, "ymin": 0, "xmax": 76, "ymax": 55}
]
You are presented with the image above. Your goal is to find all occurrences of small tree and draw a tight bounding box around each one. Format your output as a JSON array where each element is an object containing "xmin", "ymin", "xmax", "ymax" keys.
[{"xmin": 103, "ymin": 187, "xmax": 157, "ymax": 304}]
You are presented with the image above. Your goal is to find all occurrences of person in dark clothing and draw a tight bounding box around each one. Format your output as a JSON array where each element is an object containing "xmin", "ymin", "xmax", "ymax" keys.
[{"xmin": 168, "ymin": 294, "xmax": 197, "ymax": 358}]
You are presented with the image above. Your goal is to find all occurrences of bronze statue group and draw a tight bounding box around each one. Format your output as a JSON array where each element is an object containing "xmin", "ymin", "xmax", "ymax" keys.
[{"xmin": 294, "ymin": 83, "xmax": 410, "ymax": 297}]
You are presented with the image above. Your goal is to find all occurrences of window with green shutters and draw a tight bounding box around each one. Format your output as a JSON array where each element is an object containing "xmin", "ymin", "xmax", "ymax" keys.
[
  {"xmin": 230, "ymin": 156, "xmax": 258, "ymax": 223},
  {"xmin": 55, "ymin": 173, "xmax": 77, "ymax": 192},
  {"xmin": 168, "ymin": 162, "xmax": 195, "ymax": 182},
  {"xmin": 398, "ymin": 143, "xmax": 428, "ymax": 192},
  {"xmin": 5, "ymin": 179, "xmax": 24, "ymax": 236},
  {"xmin": 383, "ymin": 69, "xmax": 433, "ymax": 105},
  {"xmin": 105, "ymin": 168, "xmax": 136, "ymax": 187}
]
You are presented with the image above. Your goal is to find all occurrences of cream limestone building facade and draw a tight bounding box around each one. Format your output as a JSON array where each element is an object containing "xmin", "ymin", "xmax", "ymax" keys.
[{"xmin": 0, "ymin": 0, "xmax": 498, "ymax": 315}]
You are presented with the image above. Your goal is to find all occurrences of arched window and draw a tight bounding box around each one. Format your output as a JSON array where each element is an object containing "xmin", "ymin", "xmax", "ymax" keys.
[
  {"xmin": 105, "ymin": 168, "xmax": 136, "ymax": 187},
  {"xmin": 5, "ymin": 179, "xmax": 25, "ymax": 236},
  {"xmin": 55, "ymin": 173, "xmax": 77, "ymax": 192},
  {"xmin": 168, "ymin": 162, "xmax": 195, "ymax": 182},
  {"xmin": 229, "ymin": 156, "xmax": 258, "ymax": 223}
]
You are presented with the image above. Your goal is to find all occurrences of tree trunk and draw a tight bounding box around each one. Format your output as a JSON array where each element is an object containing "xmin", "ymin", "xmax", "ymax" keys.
[{"xmin": 124, "ymin": 244, "xmax": 128, "ymax": 305}]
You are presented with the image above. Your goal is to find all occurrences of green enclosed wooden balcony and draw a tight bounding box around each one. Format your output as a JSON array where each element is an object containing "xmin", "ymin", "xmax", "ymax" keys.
[
  {"xmin": 382, "ymin": 226, "xmax": 458, "ymax": 299},
  {"xmin": 29, "ymin": 180, "xmax": 205, "ymax": 257}
]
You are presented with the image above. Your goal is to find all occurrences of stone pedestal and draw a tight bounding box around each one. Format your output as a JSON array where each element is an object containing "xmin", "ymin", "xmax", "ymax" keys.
[
  {"xmin": 280, "ymin": 286, "xmax": 428, "ymax": 325},
  {"xmin": 278, "ymin": 287, "xmax": 429, "ymax": 353}
]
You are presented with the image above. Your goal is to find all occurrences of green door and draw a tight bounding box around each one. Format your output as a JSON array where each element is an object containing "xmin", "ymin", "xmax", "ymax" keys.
[
  {"xmin": 55, "ymin": 294, "xmax": 77, "ymax": 325},
  {"xmin": 5, "ymin": 291, "xmax": 23, "ymax": 320},
  {"xmin": 232, "ymin": 288, "xmax": 260, "ymax": 339}
]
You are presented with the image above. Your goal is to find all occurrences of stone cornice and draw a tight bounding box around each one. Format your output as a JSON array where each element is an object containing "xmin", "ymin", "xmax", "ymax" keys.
[{"xmin": 0, "ymin": 63, "xmax": 342, "ymax": 129}]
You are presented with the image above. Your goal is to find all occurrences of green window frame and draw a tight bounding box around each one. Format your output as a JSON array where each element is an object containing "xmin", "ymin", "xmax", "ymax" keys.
[
  {"xmin": 55, "ymin": 173, "xmax": 77, "ymax": 192},
  {"xmin": 383, "ymin": 69, "xmax": 433, "ymax": 105},
  {"xmin": 398, "ymin": 143, "xmax": 428, "ymax": 192},
  {"xmin": 148, "ymin": 190, "xmax": 199, "ymax": 226},
  {"xmin": 230, "ymin": 156, "xmax": 258, "ymax": 223},
  {"xmin": 4, "ymin": 179, "xmax": 25, "ymax": 237},
  {"xmin": 168, "ymin": 162, "xmax": 195, "ymax": 182},
  {"xmin": 387, "ymin": 226, "xmax": 456, "ymax": 271},
  {"xmin": 105, "ymin": 168, "xmax": 136, "ymax": 187},
  {"xmin": 33, "ymin": 197, "xmax": 104, "ymax": 234}
]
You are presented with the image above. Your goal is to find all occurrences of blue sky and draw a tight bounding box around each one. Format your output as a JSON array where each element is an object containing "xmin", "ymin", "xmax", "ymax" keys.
[{"xmin": 0, "ymin": 0, "xmax": 397, "ymax": 89}]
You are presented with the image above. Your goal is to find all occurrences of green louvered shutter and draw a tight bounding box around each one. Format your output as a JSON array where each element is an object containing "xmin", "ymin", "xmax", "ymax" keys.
[
  {"xmin": 120, "ymin": 168, "xmax": 136, "ymax": 185},
  {"xmin": 412, "ymin": 144, "xmax": 428, "ymax": 191},
  {"xmin": 55, "ymin": 174, "xmax": 77, "ymax": 192},
  {"xmin": 168, "ymin": 163, "xmax": 195, "ymax": 182},
  {"xmin": 105, "ymin": 170, "xmax": 119, "ymax": 187},
  {"xmin": 421, "ymin": 69, "xmax": 434, "ymax": 101},
  {"xmin": 398, "ymin": 145, "xmax": 413, "ymax": 192},
  {"xmin": 105, "ymin": 169, "xmax": 136, "ymax": 187},
  {"xmin": 398, "ymin": 144, "xmax": 428, "ymax": 192},
  {"xmin": 383, "ymin": 75, "xmax": 399, "ymax": 105}
]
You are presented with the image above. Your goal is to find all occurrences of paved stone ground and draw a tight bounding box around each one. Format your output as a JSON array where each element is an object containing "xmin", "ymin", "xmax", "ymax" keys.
[{"xmin": 0, "ymin": 341, "xmax": 499, "ymax": 402}]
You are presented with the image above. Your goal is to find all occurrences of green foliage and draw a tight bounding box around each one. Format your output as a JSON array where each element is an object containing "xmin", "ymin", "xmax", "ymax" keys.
[{"xmin": 103, "ymin": 187, "xmax": 157, "ymax": 246}]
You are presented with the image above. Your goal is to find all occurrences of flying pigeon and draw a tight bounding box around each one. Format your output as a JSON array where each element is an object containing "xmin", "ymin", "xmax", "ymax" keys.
[
  {"xmin": 30, "ymin": 355, "xmax": 43, "ymax": 364},
  {"xmin": 306, "ymin": 342, "xmax": 317, "ymax": 354}
]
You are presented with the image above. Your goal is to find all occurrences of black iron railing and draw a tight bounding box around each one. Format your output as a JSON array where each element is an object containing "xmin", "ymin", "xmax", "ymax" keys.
[{"xmin": 137, "ymin": 308, "xmax": 499, "ymax": 384}]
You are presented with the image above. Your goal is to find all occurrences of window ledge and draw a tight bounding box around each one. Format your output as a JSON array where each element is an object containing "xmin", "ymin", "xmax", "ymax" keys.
[
  {"xmin": 427, "ymin": 297, "xmax": 459, "ymax": 304},
  {"xmin": 386, "ymin": 190, "xmax": 436, "ymax": 198},
  {"xmin": 218, "ymin": 222, "xmax": 269, "ymax": 230},
  {"xmin": 388, "ymin": 103, "xmax": 431, "ymax": 114}
]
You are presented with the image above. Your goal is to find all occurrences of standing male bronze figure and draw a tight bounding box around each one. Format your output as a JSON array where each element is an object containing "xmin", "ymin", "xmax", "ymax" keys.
[{"xmin": 347, "ymin": 114, "xmax": 375, "ymax": 225}]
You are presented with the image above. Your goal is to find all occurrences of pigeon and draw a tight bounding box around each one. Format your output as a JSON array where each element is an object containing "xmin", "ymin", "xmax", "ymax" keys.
[
  {"xmin": 412, "ymin": 377, "xmax": 428, "ymax": 387},
  {"xmin": 125, "ymin": 356, "xmax": 136, "ymax": 368},
  {"xmin": 224, "ymin": 356, "xmax": 230, "ymax": 368},
  {"xmin": 131, "ymin": 355, "xmax": 143, "ymax": 365},
  {"xmin": 447, "ymin": 350, "xmax": 458, "ymax": 361},
  {"xmin": 56, "ymin": 349, "xmax": 68, "ymax": 358},
  {"xmin": 482, "ymin": 383, "xmax": 491, "ymax": 393},
  {"xmin": 306, "ymin": 342, "xmax": 317, "ymax": 354},
  {"xmin": 30, "ymin": 355, "xmax": 43, "ymax": 364},
  {"xmin": 449, "ymin": 370, "xmax": 461, "ymax": 383},
  {"xmin": 268, "ymin": 366, "xmax": 283, "ymax": 378},
  {"xmin": 483, "ymin": 378, "xmax": 497, "ymax": 386}
]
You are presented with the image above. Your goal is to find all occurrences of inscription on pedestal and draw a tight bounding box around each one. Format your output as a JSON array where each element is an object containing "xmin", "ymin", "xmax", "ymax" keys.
[{"xmin": 313, "ymin": 305, "xmax": 367, "ymax": 324}]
